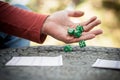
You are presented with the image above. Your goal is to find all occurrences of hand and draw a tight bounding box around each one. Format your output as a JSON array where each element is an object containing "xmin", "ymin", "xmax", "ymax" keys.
[{"xmin": 42, "ymin": 10, "xmax": 103, "ymax": 43}]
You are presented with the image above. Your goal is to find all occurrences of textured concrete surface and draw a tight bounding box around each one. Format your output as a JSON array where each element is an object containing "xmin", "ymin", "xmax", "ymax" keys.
[{"xmin": 0, "ymin": 46, "xmax": 120, "ymax": 80}]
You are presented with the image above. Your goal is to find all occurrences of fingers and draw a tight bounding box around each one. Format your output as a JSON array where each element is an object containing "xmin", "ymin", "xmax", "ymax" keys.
[
  {"xmin": 80, "ymin": 16, "xmax": 97, "ymax": 26},
  {"xmin": 69, "ymin": 16, "xmax": 101, "ymax": 32},
  {"xmin": 68, "ymin": 34, "xmax": 95, "ymax": 43},
  {"xmin": 65, "ymin": 29, "xmax": 103, "ymax": 43},
  {"xmin": 83, "ymin": 29, "xmax": 103, "ymax": 36},
  {"xmin": 67, "ymin": 10, "xmax": 84, "ymax": 17},
  {"xmin": 84, "ymin": 19, "xmax": 101, "ymax": 32}
]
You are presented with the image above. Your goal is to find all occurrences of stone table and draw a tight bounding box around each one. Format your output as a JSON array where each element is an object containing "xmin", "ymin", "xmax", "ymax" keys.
[{"xmin": 0, "ymin": 46, "xmax": 120, "ymax": 80}]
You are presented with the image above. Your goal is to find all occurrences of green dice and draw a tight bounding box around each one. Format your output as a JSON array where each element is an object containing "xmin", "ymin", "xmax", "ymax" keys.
[
  {"xmin": 67, "ymin": 28, "xmax": 75, "ymax": 35},
  {"xmin": 79, "ymin": 40, "xmax": 86, "ymax": 48},
  {"xmin": 64, "ymin": 25, "xmax": 86, "ymax": 52},
  {"xmin": 74, "ymin": 25, "xmax": 84, "ymax": 38},
  {"xmin": 64, "ymin": 45, "xmax": 72, "ymax": 52},
  {"xmin": 74, "ymin": 30, "xmax": 81, "ymax": 38},
  {"xmin": 76, "ymin": 25, "xmax": 84, "ymax": 32},
  {"xmin": 67, "ymin": 25, "xmax": 84, "ymax": 38}
]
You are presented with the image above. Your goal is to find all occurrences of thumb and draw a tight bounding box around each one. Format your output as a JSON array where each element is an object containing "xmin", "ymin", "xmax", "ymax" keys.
[{"xmin": 67, "ymin": 10, "xmax": 84, "ymax": 17}]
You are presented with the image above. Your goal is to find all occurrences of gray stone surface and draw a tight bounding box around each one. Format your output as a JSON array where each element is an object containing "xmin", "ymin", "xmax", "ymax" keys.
[{"xmin": 0, "ymin": 46, "xmax": 120, "ymax": 80}]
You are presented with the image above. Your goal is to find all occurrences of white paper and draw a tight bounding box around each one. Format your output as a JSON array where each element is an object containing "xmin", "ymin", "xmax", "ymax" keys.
[
  {"xmin": 6, "ymin": 55, "xmax": 63, "ymax": 66},
  {"xmin": 92, "ymin": 59, "xmax": 120, "ymax": 69}
]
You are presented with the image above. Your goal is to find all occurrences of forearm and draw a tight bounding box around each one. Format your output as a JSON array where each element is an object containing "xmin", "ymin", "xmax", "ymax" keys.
[{"xmin": 0, "ymin": 1, "xmax": 48, "ymax": 43}]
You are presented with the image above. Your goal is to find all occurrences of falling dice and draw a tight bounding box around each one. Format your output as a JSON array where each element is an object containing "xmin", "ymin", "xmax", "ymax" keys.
[
  {"xmin": 64, "ymin": 45, "xmax": 72, "ymax": 52},
  {"xmin": 79, "ymin": 40, "xmax": 86, "ymax": 48}
]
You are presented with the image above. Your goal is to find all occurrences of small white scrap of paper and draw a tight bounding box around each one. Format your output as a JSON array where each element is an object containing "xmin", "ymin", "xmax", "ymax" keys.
[
  {"xmin": 6, "ymin": 55, "xmax": 63, "ymax": 66},
  {"xmin": 92, "ymin": 59, "xmax": 120, "ymax": 69}
]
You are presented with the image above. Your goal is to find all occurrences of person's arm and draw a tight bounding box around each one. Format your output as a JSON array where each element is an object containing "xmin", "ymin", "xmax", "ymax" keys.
[
  {"xmin": 0, "ymin": 1, "xmax": 48, "ymax": 43},
  {"xmin": 0, "ymin": 1, "xmax": 103, "ymax": 44}
]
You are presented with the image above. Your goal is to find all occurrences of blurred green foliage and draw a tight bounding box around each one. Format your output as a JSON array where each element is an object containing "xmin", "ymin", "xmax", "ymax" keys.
[
  {"xmin": 4, "ymin": 0, "xmax": 11, "ymax": 2},
  {"xmin": 27, "ymin": 0, "xmax": 69, "ymax": 13}
]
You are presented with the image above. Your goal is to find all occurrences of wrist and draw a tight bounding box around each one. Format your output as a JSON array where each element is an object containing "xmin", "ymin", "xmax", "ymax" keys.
[{"xmin": 42, "ymin": 15, "xmax": 50, "ymax": 34}]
